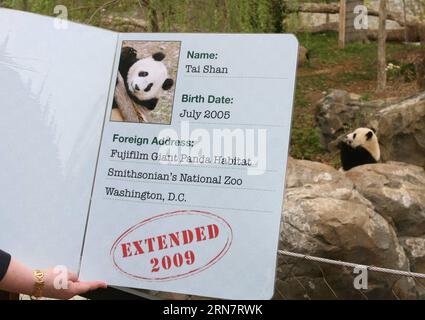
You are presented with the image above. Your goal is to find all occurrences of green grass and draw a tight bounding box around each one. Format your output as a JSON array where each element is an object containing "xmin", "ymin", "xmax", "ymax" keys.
[
  {"xmin": 290, "ymin": 124, "xmax": 324, "ymax": 160},
  {"xmin": 298, "ymin": 31, "xmax": 424, "ymax": 71},
  {"xmin": 360, "ymin": 92, "xmax": 371, "ymax": 102}
]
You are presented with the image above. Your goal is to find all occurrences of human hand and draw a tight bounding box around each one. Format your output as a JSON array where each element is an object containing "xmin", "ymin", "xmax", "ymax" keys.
[{"xmin": 41, "ymin": 269, "xmax": 107, "ymax": 300}]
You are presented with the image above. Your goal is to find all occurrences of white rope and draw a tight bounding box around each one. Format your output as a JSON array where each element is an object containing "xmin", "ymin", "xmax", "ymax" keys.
[{"xmin": 278, "ymin": 250, "xmax": 425, "ymax": 279}]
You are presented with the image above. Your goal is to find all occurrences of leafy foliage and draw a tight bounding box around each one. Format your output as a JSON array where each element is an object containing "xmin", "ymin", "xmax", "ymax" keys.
[{"xmin": 0, "ymin": 0, "xmax": 289, "ymax": 33}]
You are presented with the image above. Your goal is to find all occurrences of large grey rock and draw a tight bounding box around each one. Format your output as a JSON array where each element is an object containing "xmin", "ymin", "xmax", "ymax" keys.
[
  {"xmin": 315, "ymin": 90, "xmax": 361, "ymax": 150},
  {"xmin": 368, "ymin": 92, "xmax": 425, "ymax": 168},
  {"xmin": 315, "ymin": 89, "xmax": 425, "ymax": 168},
  {"xmin": 277, "ymin": 158, "xmax": 415, "ymax": 299},
  {"xmin": 400, "ymin": 237, "xmax": 425, "ymax": 273},
  {"xmin": 400, "ymin": 237, "xmax": 425, "ymax": 299},
  {"xmin": 315, "ymin": 89, "xmax": 403, "ymax": 151},
  {"xmin": 346, "ymin": 162, "xmax": 425, "ymax": 237}
]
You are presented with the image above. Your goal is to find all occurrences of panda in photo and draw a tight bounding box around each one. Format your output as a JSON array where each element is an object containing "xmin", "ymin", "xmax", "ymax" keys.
[
  {"xmin": 111, "ymin": 46, "xmax": 174, "ymax": 121},
  {"xmin": 337, "ymin": 127, "xmax": 381, "ymax": 171}
]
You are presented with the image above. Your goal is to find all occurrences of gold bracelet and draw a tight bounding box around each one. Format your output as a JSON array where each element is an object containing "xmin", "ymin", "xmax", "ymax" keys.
[{"xmin": 30, "ymin": 270, "xmax": 45, "ymax": 300}]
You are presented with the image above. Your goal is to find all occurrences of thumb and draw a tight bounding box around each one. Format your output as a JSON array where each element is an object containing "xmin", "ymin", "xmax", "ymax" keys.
[{"xmin": 68, "ymin": 272, "xmax": 78, "ymax": 282}]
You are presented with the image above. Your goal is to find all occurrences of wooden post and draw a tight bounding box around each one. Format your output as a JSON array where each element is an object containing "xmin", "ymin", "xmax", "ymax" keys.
[
  {"xmin": 402, "ymin": 0, "xmax": 408, "ymax": 42},
  {"xmin": 338, "ymin": 0, "xmax": 346, "ymax": 48},
  {"xmin": 415, "ymin": 58, "xmax": 425, "ymax": 89},
  {"xmin": 377, "ymin": 0, "xmax": 387, "ymax": 92},
  {"xmin": 339, "ymin": 0, "xmax": 367, "ymax": 49}
]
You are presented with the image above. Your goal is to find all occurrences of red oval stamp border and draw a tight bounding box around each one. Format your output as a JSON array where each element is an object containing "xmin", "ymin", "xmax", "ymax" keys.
[{"xmin": 110, "ymin": 210, "xmax": 233, "ymax": 282}]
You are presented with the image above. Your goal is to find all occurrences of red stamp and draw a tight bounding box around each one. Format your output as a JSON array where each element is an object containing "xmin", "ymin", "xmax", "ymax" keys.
[{"xmin": 110, "ymin": 210, "xmax": 233, "ymax": 281}]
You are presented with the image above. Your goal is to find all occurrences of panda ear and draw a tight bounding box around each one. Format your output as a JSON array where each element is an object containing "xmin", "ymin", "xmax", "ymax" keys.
[
  {"xmin": 152, "ymin": 52, "xmax": 165, "ymax": 61},
  {"xmin": 162, "ymin": 78, "xmax": 174, "ymax": 90},
  {"xmin": 366, "ymin": 131, "xmax": 374, "ymax": 140},
  {"xmin": 370, "ymin": 127, "xmax": 377, "ymax": 134}
]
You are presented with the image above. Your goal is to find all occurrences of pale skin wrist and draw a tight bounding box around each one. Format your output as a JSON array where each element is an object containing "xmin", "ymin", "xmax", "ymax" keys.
[{"xmin": 0, "ymin": 258, "xmax": 107, "ymax": 299}]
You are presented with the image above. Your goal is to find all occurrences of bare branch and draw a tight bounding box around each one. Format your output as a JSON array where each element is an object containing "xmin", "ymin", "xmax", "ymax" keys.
[{"xmin": 86, "ymin": 0, "xmax": 121, "ymax": 24}]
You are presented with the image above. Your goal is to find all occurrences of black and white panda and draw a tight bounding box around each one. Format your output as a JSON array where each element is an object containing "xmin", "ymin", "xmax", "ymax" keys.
[
  {"xmin": 112, "ymin": 46, "xmax": 174, "ymax": 121},
  {"xmin": 337, "ymin": 127, "xmax": 381, "ymax": 171}
]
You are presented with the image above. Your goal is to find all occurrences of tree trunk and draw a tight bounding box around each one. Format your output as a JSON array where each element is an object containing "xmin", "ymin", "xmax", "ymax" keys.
[
  {"xmin": 415, "ymin": 58, "xmax": 425, "ymax": 90},
  {"xmin": 402, "ymin": 0, "xmax": 408, "ymax": 42},
  {"xmin": 140, "ymin": 0, "xmax": 160, "ymax": 32},
  {"xmin": 147, "ymin": 2, "xmax": 159, "ymax": 32},
  {"xmin": 338, "ymin": 0, "xmax": 346, "ymax": 49},
  {"xmin": 22, "ymin": 0, "xmax": 29, "ymax": 11},
  {"xmin": 377, "ymin": 0, "xmax": 387, "ymax": 92}
]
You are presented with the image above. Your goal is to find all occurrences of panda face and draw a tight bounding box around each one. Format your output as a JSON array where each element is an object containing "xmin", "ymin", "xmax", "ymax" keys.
[
  {"xmin": 126, "ymin": 56, "xmax": 169, "ymax": 101},
  {"xmin": 344, "ymin": 127, "xmax": 380, "ymax": 161}
]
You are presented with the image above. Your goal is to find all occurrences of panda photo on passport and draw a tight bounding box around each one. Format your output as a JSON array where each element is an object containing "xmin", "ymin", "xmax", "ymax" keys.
[
  {"xmin": 111, "ymin": 46, "xmax": 174, "ymax": 122},
  {"xmin": 337, "ymin": 127, "xmax": 381, "ymax": 171}
]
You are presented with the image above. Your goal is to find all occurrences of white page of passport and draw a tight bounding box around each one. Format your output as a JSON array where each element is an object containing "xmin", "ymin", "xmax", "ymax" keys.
[
  {"xmin": 80, "ymin": 33, "xmax": 298, "ymax": 299},
  {"xmin": 0, "ymin": 9, "xmax": 117, "ymax": 272}
]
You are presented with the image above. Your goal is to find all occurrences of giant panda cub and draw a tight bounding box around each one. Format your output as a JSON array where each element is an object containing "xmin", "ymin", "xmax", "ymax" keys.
[
  {"xmin": 337, "ymin": 127, "xmax": 381, "ymax": 171},
  {"xmin": 112, "ymin": 46, "xmax": 174, "ymax": 121}
]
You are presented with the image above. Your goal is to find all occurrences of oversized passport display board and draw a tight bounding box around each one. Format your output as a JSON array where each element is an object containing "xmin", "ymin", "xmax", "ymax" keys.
[{"xmin": 0, "ymin": 9, "xmax": 298, "ymax": 299}]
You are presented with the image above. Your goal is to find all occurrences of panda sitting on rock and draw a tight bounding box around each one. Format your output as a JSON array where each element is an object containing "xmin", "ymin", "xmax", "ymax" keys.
[
  {"xmin": 337, "ymin": 127, "xmax": 381, "ymax": 171},
  {"xmin": 112, "ymin": 46, "xmax": 174, "ymax": 121}
]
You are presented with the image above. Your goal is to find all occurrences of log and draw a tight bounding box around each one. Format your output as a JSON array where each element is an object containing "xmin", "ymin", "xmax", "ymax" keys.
[
  {"xmin": 288, "ymin": 2, "xmax": 423, "ymax": 29},
  {"xmin": 367, "ymin": 28, "xmax": 406, "ymax": 42},
  {"xmin": 100, "ymin": 15, "xmax": 147, "ymax": 31},
  {"xmin": 302, "ymin": 24, "xmax": 417, "ymax": 43},
  {"xmin": 297, "ymin": 22, "xmax": 339, "ymax": 33},
  {"xmin": 136, "ymin": 103, "xmax": 152, "ymax": 123},
  {"xmin": 114, "ymin": 72, "xmax": 151, "ymax": 123},
  {"xmin": 295, "ymin": 2, "xmax": 340, "ymax": 14},
  {"xmin": 367, "ymin": 7, "xmax": 420, "ymax": 28},
  {"xmin": 310, "ymin": 22, "xmax": 339, "ymax": 33}
]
